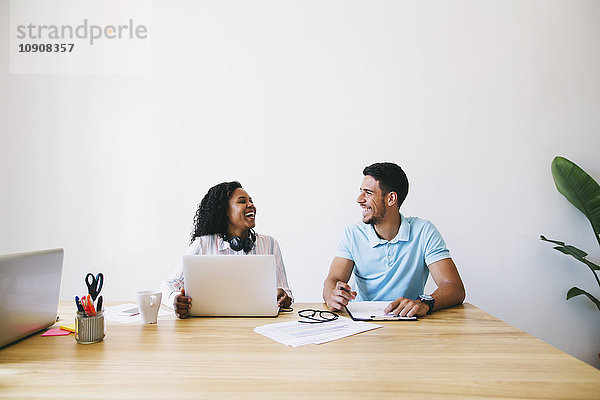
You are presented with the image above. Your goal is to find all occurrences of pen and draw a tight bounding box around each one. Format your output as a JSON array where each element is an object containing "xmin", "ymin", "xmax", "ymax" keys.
[
  {"xmin": 81, "ymin": 294, "xmax": 89, "ymax": 315},
  {"xmin": 339, "ymin": 286, "xmax": 356, "ymax": 297},
  {"xmin": 96, "ymin": 295, "xmax": 103, "ymax": 312},
  {"xmin": 371, "ymin": 315, "xmax": 404, "ymax": 320},
  {"xmin": 87, "ymin": 295, "xmax": 96, "ymax": 316},
  {"xmin": 81, "ymin": 294, "xmax": 97, "ymax": 316},
  {"xmin": 75, "ymin": 296, "xmax": 84, "ymax": 312}
]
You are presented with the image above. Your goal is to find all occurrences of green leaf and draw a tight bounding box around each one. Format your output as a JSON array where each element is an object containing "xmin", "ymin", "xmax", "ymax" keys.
[
  {"xmin": 566, "ymin": 287, "xmax": 600, "ymax": 311},
  {"xmin": 541, "ymin": 237, "xmax": 600, "ymax": 271},
  {"xmin": 551, "ymin": 156, "xmax": 600, "ymax": 245},
  {"xmin": 583, "ymin": 259, "xmax": 600, "ymax": 271},
  {"xmin": 554, "ymin": 245, "xmax": 588, "ymax": 258},
  {"xmin": 540, "ymin": 236, "xmax": 565, "ymax": 246}
]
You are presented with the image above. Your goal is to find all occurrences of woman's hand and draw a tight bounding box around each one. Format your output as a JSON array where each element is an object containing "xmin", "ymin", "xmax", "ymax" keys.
[
  {"xmin": 277, "ymin": 288, "xmax": 292, "ymax": 309},
  {"xmin": 174, "ymin": 288, "xmax": 192, "ymax": 319}
]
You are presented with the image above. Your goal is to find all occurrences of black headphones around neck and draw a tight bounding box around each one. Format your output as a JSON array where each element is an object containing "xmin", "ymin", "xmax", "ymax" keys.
[{"xmin": 224, "ymin": 229, "xmax": 256, "ymax": 253}]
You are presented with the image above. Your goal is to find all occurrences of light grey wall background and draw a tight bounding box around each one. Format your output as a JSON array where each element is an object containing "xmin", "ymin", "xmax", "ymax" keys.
[{"xmin": 1, "ymin": 1, "xmax": 598, "ymax": 368}]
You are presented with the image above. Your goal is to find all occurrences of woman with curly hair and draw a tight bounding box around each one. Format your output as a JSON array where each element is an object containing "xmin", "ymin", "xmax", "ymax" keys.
[{"xmin": 159, "ymin": 181, "xmax": 293, "ymax": 318}]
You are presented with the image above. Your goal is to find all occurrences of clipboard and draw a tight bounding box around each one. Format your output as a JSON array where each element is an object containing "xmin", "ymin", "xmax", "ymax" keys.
[{"xmin": 345, "ymin": 301, "xmax": 418, "ymax": 321}]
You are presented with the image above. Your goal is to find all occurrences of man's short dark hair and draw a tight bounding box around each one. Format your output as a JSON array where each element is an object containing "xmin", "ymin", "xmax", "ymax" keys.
[{"xmin": 363, "ymin": 162, "xmax": 409, "ymax": 207}]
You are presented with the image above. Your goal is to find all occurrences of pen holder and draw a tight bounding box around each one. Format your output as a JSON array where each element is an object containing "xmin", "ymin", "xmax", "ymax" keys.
[{"xmin": 75, "ymin": 310, "xmax": 105, "ymax": 344}]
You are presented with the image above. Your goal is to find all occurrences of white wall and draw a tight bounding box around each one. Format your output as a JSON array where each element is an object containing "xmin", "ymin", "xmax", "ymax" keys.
[{"xmin": 1, "ymin": 1, "xmax": 599, "ymax": 368}]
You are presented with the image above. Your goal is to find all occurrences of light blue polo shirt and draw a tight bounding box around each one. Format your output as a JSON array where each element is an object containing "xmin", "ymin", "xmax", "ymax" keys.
[{"xmin": 335, "ymin": 214, "xmax": 450, "ymax": 301}]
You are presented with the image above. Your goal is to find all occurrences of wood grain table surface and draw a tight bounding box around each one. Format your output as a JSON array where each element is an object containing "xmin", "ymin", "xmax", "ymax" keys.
[{"xmin": 0, "ymin": 302, "xmax": 598, "ymax": 399}]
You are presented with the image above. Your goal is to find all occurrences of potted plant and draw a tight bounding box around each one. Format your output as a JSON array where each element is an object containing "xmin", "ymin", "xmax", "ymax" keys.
[{"xmin": 540, "ymin": 156, "xmax": 600, "ymax": 311}]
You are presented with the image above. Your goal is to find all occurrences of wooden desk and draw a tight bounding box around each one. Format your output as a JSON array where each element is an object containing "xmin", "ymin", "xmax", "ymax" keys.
[{"xmin": 0, "ymin": 303, "xmax": 598, "ymax": 399}]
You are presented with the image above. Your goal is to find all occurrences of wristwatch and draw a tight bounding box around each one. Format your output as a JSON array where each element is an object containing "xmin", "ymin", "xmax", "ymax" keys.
[{"xmin": 418, "ymin": 294, "xmax": 435, "ymax": 314}]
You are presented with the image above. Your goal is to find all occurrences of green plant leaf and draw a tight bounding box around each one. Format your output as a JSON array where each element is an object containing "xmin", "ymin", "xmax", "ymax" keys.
[
  {"xmin": 540, "ymin": 236, "xmax": 565, "ymax": 246},
  {"xmin": 551, "ymin": 156, "xmax": 600, "ymax": 246},
  {"xmin": 554, "ymin": 245, "xmax": 599, "ymax": 271},
  {"xmin": 566, "ymin": 287, "xmax": 600, "ymax": 311},
  {"xmin": 554, "ymin": 245, "xmax": 588, "ymax": 259},
  {"xmin": 541, "ymin": 236, "xmax": 600, "ymax": 271},
  {"xmin": 583, "ymin": 259, "xmax": 600, "ymax": 271}
]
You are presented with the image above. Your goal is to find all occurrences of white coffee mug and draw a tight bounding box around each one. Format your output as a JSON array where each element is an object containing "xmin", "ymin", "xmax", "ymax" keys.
[{"xmin": 137, "ymin": 290, "xmax": 162, "ymax": 324}]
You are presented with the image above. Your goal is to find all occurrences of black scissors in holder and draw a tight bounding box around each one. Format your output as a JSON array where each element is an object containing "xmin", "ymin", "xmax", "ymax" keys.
[{"xmin": 85, "ymin": 272, "xmax": 104, "ymax": 301}]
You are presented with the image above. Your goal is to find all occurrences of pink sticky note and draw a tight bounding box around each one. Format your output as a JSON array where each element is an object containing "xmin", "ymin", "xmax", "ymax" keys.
[{"xmin": 42, "ymin": 328, "xmax": 71, "ymax": 337}]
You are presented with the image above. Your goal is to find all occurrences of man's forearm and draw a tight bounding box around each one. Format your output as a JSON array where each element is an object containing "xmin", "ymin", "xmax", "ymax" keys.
[
  {"xmin": 322, "ymin": 278, "xmax": 337, "ymax": 302},
  {"xmin": 429, "ymin": 281, "xmax": 465, "ymax": 311}
]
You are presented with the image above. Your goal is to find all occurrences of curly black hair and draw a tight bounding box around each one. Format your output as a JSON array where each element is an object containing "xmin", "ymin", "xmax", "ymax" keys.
[{"xmin": 190, "ymin": 181, "xmax": 242, "ymax": 244}]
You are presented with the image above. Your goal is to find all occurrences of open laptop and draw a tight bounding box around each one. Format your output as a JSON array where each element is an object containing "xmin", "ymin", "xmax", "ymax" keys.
[
  {"xmin": 182, "ymin": 255, "xmax": 278, "ymax": 317},
  {"xmin": 0, "ymin": 248, "xmax": 64, "ymax": 348}
]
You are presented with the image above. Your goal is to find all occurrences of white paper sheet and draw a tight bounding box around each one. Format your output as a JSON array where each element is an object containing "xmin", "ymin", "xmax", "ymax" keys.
[
  {"xmin": 254, "ymin": 316, "xmax": 382, "ymax": 347},
  {"xmin": 104, "ymin": 303, "xmax": 173, "ymax": 324}
]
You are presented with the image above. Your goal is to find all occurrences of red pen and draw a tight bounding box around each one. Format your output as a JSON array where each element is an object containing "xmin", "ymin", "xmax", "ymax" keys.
[{"xmin": 81, "ymin": 294, "xmax": 96, "ymax": 316}]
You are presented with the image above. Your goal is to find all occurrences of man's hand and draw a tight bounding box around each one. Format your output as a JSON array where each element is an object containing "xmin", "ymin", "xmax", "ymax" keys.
[
  {"xmin": 324, "ymin": 281, "xmax": 357, "ymax": 311},
  {"xmin": 277, "ymin": 288, "xmax": 292, "ymax": 308},
  {"xmin": 323, "ymin": 257, "xmax": 355, "ymax": 311},
  {"xmin": 384, "ymin": 297, "xmax": 430, "ymax": 318},
  {"xmin": 174, "ymin": 288, "xmax": 192, "ymax": 319}
]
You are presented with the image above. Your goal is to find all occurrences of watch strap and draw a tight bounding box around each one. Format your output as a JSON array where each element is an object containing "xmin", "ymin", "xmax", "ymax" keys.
[{"xmin": 418, "ymin": 295, "xmax": 435, "ymax": 314}]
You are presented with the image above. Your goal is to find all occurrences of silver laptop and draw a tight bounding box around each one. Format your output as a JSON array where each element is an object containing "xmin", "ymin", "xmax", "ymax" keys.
[
  {"xmin": 183, "ymin": 255, "xmax": 278, "ymax": 317},
  {"xmin": 0, "ymin": 248, "xmax": 64, "ymax": 348}
]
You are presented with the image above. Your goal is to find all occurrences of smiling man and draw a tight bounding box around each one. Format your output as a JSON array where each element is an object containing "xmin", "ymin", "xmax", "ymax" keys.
[{"xmin": 323, "ymin": 162, "xmax": 465, "ymax": 317}]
